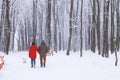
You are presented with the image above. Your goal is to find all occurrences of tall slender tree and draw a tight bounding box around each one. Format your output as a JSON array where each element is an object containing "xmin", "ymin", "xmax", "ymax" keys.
[
  {"xmin": 87, "ymin": 2, "xmax": 91, "ymax": 50},
  {"xmin": 46, "ymin": 0, "xmax": 52, "ymax": 48},
  {"xmin": 80, "ymin": 0, "xmax": 83, "ymax": 57},
  {"xmin": 96, "ymin": 0, "xmax": 101, "ymax": 55},
  {"xmin": 90, "ymin": 0, "xmax": 96, "ymax": 53},
  {"xmin": 67, "ymin": 0, "xmax": 73, "ymax": 55},
  {"xmin": 0, "ymin": 0, "xmax": 6, "ymax": 52},
  {"xmin": 110, "ymin": 0, "xmax": 115, "ymax": 54},
  {"xmin": 102, "ymin": 0, "xmax": 110, "ymax": 57},
  {"xmin": 116, "ymin": 0, "xmax": 120, "ymax": 51},
  {"xmin": 32, "ymin": 0, "xmax": 37, "ymax": 43},
  {"xmin": 5, "ymin": 0, "xmax": 11, "ymax": 54}
]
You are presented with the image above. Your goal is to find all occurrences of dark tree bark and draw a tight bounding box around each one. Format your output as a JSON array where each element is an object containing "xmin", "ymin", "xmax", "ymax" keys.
[
  {"xmin": 96, "ymin": 0, "xmax": 101, "ymax": 55},
  {"xmin": 110, "ymin": 0, "xmax": 115, "ymax": 54},
  {"xmin": 80, "ymin": 0, "xmax": 83, "ymax": 57},
  {"xmin": 5, "ymin": 0, "xmax": 11, "ymax": 55},
  {"xmin": 46, "ymin": 0, "xmax": 52, "ymax": 47},
  {"xmin": 116, "ymin": 0, "xmax": 120, "ymax": 51},
  {"xmin": 32, "ymin": 0, "xmax": 37, "ymax": 43},
  {"xmin": 67, "ymin": 0, "xmax": 73, "ymax": 55},
  {"xmin": 114, "ymin": 41, "xmax": 118, "ymax": 66},
  {"xmin": 115, "ymin": 48, "xmax": 118, "ymax": 66},
  {"xmin": 102, "ymin": 0, "xmax": 110, "ymax": 57},
  {"xmin": 91, "ymin": 0, "xmax": 96, "ymax": 53},
  {"xmin": 113, "ymin": 38, "xmax": 118, "ymax": 66},
  {"xmin": 59, "ymin": 32, "xmax": 61, "ymax": 51},
  {"xmin": 0, "ymin": 0, "xmax": 6, "ymax": 52}
]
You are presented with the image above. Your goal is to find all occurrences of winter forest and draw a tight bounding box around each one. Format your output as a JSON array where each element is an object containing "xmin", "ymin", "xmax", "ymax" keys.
[{"xmin": 0, "ymin": 0, "xmax": 120, "ymax": 59}]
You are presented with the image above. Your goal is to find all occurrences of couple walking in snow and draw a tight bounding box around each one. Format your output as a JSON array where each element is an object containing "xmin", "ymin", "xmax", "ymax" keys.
[{"xmin": 29, "ymin": 40, "xmax": 49, "ymax": 68}]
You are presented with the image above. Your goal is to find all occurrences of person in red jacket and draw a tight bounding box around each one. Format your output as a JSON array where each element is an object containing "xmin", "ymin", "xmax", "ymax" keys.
[{"xmin": 29, "ymin": 42, "xmax": 38, "ymax": 68}]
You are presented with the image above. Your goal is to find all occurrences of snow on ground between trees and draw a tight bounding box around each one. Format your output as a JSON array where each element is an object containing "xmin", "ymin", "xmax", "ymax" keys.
[{"xmin": 0, "ymin": 51, "xmax": 120, "ymax": 80}]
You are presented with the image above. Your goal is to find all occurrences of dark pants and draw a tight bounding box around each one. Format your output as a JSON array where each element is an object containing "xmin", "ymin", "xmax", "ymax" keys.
[
  {"xmin": 40, "ymin": 54, "xmax": 46, "ymax": 67},
  {"xmin": 31, "ymin": 59, "xmax": 36, "ymax": 67}
]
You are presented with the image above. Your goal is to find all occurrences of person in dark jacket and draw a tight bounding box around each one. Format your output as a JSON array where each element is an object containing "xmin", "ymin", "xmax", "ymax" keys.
[
  {"xmin": 29, "ymin": 42, "xmax": 38, "ymax": 68},
  {"xmin": 38, "ymin": 40, "xmax": 49, "ymax": 67}
]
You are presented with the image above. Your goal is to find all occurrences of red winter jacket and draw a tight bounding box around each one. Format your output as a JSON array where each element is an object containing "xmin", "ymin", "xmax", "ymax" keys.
[{"xmin": 29, "ymin": 45, "xmax": 38, "ymax": 59}]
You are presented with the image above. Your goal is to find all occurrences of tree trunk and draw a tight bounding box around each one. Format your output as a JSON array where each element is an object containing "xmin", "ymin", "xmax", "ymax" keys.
[
  {"xmin": 5, "ymin": 0, "xmax": 11, "ymax": 55},
  {"xmin": 67, "ymin": 0, "xmax": 73, "ymax": 55},
  {"xmin": 96, "ymin": 0, "xmax": 101, "ymax": 55},
  {"xmin": 0, "ymin": 0, "xmax": 6, "ymax": 52},
  {"xmin": 115, "ymin": 44, "xmax": 118, "ymax": 66},
  {"xmin": 10, "ymin": 9, "xmax": 16, "ymax": 51},
  {"xmin": 32, "ymin": 0, "xmax": 37, "ymax": 43},
  {"xmin": 116, "ymin": 0, "xmax": 120, "ymax": 51},
  {"xmin": 91, "ymin": 0, "xmax": 96, "ymax": 53},
  {"xmin": 59, "ymin": 32, "xmax": 62, "ymax": 51},
  {"xmin": 46, "ymin": 0, "xmax": 51, "ymax": 47},
  {"xmin": 80, "ymin": 0, "xmax": 83, "ymax": 57},
  {"xmin": 88, "ymin": 15, "xmax": 91, "ymax": 50},
  {"xmin": 110, "ymin": 0, "xmax": 115, "ymax": 54},
  {"xmin": 102, "ymin": 0, "xmax": 110, "ymax": 57},
  {"xmin": 113, "ymin": 38, "xmax": 118, "ymax": 66},
  {"xmin": 53, "ymin": 0, "xmax": 57, "ymax": 52}
]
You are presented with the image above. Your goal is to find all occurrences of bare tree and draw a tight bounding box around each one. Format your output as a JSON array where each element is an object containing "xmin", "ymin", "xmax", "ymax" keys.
[
  {"xmin": 46, "ymin": 0, "xmax": 52, "ymax": 48},
  {"xmin": 96, "ymin": 0, "xmax": 101, "ymax": 55},
  {"xmin": 32, "ymin": 0, "xmax": 37, "ymax": 43},
  {"xmin": 90, "ymin": 0, "xmax": 96, "ymax": 53},
  {"xmin": 116, "ymin": 0, "xmax": 120, "ymax": 51},
  {"xmin": 5, "ymin": 0, "xmax": 11, "ymax": 54},
  {"xmin": 0, "ymin": 0, "xmax": 6, "ymax": 52},
  {"xmin": 110, "ymin": 0, "xmax": 115, "ymax": 54},
  {"xmin": 80, "ymin": 0, "xmax": 83, "ymax": 57},
  {"xmin": 114, "ymin": 0, "xmax": 120, "ymax": 66},
  {"xmin": 102, "ymin": 0, "xmax": 110, "ymax": 57},
  {"xmin": 53, "ymin": 0, "xmax": 57, "ymax": 52},
  {"xmin": 87, "ymin": 2, "xmax": 92, "ymax": 50},
  {"xmin": 114, "ymin": 38, "xmax": 118, "ymax": 66},
  {"xmin": 67, "ymin": 0, "xmax": 73, "ymax": 55}
]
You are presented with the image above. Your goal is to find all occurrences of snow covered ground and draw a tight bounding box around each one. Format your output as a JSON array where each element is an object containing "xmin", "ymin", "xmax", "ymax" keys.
[{"xmin": 0, "ymin": 51, "xmax": 120, "ymax": 80}]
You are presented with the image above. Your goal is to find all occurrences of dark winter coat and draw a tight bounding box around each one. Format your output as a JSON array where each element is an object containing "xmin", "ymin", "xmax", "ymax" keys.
[{"xmin": 38, "ymin": 41, "xmax": 49, "ymax": 54}]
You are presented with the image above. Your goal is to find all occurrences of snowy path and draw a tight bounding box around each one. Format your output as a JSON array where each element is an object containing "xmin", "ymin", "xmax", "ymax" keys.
[{"xmin": 1, "ymin": 51, "xmax": 120, "ymax": 80}]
